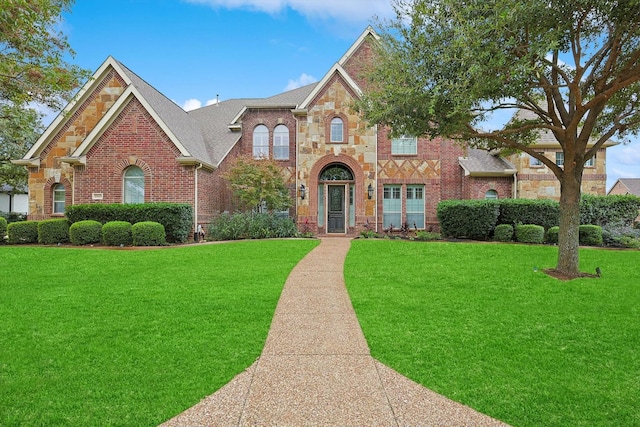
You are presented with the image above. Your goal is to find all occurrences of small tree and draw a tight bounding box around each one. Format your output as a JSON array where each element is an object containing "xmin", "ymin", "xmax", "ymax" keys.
[{"xmin": 224, "ymin": 156, "xmax": 292, "ymax": 213}]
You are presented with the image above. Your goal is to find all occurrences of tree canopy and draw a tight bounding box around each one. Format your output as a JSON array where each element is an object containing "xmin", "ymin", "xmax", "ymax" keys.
[
  {"xmin": 1, "ymin": 0, "xmax": 90, "ymax": 189},
  {"xmin": 357, "ymin": 0, "xmax": 640, "ymax": 277}
]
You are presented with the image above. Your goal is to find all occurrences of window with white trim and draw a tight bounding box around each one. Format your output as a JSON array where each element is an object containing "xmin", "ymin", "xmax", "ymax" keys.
[
  {"xmin": 330, "ymin": 117, "xmax": 344, "ymax": 143},
  {"xmin": 273, "ymin": 124, "xmax": 289, "ymax": 160},
  {"xmin": 485, "ymin": 189, "xmax": 498, "ymax": 199},
  {"xmin": 253, "ymin": 124, "xmax": 269, "ymax": 159},
  {"xmin": 406, "ymin": 185, "xmax": 425, "ymax": 228},
  {"xmin": 53, "ymin": 184, "xmax": 65, "ymax": 214},
  {"xmin": 585, "ymin": 155, "xmax": 595, "ymax": 167},
  {"xmin": 555, "ymin": 152, "xmax": 564, "ymax": 166},
  {"xmin": 124, "ymin": 166, "xmax": 144, "ymax": 204},
  {"xmin": 383, "ymin": 185, "xmax": 402, "ymax": 229},
  {"xmin": 392, "ymin": 135, "xmax": 417, "ymax": 155},
  {"xmin": 530, "ymin": 154, "xmax": 543, "ymax": 167}
]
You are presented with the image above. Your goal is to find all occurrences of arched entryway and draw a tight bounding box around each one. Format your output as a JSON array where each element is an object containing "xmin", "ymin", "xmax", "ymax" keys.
[{"xmin": 318, "ymin": 163, "xmax": 354, "ymax": 234}]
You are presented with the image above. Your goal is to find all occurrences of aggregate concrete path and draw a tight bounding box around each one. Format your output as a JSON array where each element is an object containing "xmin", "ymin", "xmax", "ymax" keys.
[{"xmin": 160, "ymin": 238, "xmax": 510, "ymax": 426}]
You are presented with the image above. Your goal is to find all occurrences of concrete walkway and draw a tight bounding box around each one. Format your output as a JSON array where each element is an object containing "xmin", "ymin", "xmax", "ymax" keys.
[{"xmin": 161, "ymin": 238, "xmax": 510, "ymax": 426}]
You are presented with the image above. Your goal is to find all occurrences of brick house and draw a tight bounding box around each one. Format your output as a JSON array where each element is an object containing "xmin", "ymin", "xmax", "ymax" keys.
[{"xmin": 14, "ymin": 27, "xmax": 613, "ymax": 236}]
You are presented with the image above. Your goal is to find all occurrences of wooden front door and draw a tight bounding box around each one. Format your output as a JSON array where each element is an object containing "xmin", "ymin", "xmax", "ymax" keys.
[{"xmin": 327, "ymin": 185, "xmax": 345, "ymax": 233}]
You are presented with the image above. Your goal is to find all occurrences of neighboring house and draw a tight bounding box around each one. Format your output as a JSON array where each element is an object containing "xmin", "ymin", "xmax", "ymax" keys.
[
  {"xmin": 0, "ymin": 185, "xmax": 28, "ymax": 214},
  {"xmin": 608, "ymin": 178, "xmax": 640, "ymax": 197},
  {"xmin": 13, "ymin": 27, "xmax": 613, "ymax": 236}
]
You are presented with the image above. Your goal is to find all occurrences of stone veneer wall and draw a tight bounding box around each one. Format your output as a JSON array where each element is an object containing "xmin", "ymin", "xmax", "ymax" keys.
[{"xmin": 27, "ymin": 71, "xmax": 126, "ymax": 219}]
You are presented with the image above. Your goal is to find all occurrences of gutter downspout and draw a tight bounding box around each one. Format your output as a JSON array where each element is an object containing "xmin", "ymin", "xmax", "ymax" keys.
[
  {"xmin": 513, "ymin": 172, "xmax": 518, "ymax": 199},
  {"xmin": 194, "ymin": 163, "xmax": 203, "ymax": 236}
]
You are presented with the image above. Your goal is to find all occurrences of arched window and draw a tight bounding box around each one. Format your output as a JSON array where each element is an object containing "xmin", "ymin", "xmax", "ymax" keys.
[
  {"xmin": 320, "ymin": 164, "xmax": 354, "ymax": 181},
  {"xmin": 53, "ymin": 184, "xmax": 65, "ymax": 214},
  {"xmin": 330, "ymin": 117, "xmax": 344, "ymax": 143},
  {"xmin": 253, "ymin": 124, "xmax": 269, "ymax": 159},
  {"xmin": 124, "ymin": 166, "xmax": 144, "ymax": 204},
  {"xmin": 273, "ymin": 124, "xmax": 289, "ymax": 160},
  {"xmin": 485, "ymin": 189, "xmax": 498, "ymax": 199}
]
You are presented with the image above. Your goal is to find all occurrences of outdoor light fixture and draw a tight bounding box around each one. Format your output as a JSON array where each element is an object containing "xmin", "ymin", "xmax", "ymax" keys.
[
  {"xmin": 367, "ymin": 183, "xmax": 374, "ymax": 199},
  {"xmin": 299, "ymin": 184, "xmax": 306, "ymax": 200}
]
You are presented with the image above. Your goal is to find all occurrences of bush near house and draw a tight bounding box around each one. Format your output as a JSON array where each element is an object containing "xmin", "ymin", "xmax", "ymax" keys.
[
  {"xmin": 437, "ymin": 200, "xmax": 500, "ymax": 240},
  {"xmin": 69, "ymin": 220, "xmax": 103, "ymax": 246},
  {"xmin": 546, "ymin": 226, "xmax": 560, "ymax": 244},
  {"xmin": 0, "ymin": 217, "xmax": 6, "ymax": 240},
  {"xmin": 65, "ymin": 203, "xmax": 193, "ymax": 243},
  {"xmin": 602, "ymin": 225, "xmax": 640, "ymax": 248},
  {"xmin": 0, "ymin": 211, "xmax": 27, "ymax": 223},
  {"xmin": 494, "ymin": 224, "xmax": 514, "ymax": 242},
  {"xmin": 209, "ymin": 212, "xmax": 299, "ymax": 241},
  {"xmin": 7, "ymin": 221, "xmax": 39, "ymax": 244},
  {"xmin": 515, "ymin": 224, "xmax": 545, "ymax": 244},
  {"xmin": 37, "ymin": 219, "xmax": 70, "ymax": 245},
  {"xmin": 580, "ymin": 194, "xmax": 640, "ymax": 227},
  {"xmin": 102, "ymin": 221, "xmax": 133, "ymax": 246},
  {"xmin": 132, "ymin": 221, "xmax": 166, "ymax": 246},
  {"xmin": 579, "ymin": 225, "xmax": 603, "ymax": 247},
  {"xmin": 498, "ymin": 199, "xmax": 560, "ymax": 230}
]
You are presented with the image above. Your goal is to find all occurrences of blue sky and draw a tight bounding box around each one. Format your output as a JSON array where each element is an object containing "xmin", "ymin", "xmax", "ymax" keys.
[{"xmin": 54, "ymin": 0, "xmax": 637, "ymax": 190}]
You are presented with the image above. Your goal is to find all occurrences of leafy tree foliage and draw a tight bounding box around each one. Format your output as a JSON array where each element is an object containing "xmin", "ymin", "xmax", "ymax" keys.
[
  {"xmin": 1, "ymin": 0, "xmax": 90, "ymax": 188},
  {"xmin": 357, "ymin": 0, "xmax": 640, "ymax": 277},
  {"xmin": 224, "ymin": 156, "xmax": 292, "ymax": 213}
]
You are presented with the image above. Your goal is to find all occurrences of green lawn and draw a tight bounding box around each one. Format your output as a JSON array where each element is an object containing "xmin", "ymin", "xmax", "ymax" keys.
[
  {"xmin": 345, "ymin": 240, "xmax": 640, "ymax": 427},
  {"xmin": 0, "ymin": 240, "xmax": 318, "ymax": 426}
]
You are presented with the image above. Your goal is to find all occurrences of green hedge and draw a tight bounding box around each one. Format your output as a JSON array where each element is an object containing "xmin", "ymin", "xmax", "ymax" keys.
[
  {"xmin": 37, "ymin": 219, "xmax": 70, "ymax": 245},
  {"xmin": 0, "ymin": 217, "xmax": 6, "ymax": 240},
  {"xmin": 579, "ymin": 224, "xmax": 603, "ymax": 246},
  {"xmin": 515, "ymin": 224, "xmax": 545, "ymax": 244},
  {"xmin": 7, "ymin": 221, "xmax": 39, "ymax": 244},
  {"xmin": 493, "ymin": 224, "xmax": 514, "ymax": 242},
  {"xmin": 132, "ymin": 221, "xmax": 166, "ymax": 246},
  {"xmin": 65, "ymin": 203, "xmax": 193, "ymax": 243},
  {"xmin": 580, "ymin": 194, "xmax": 640, "ymax": 227},
  {"xmin": 546, "ymin": 226, "xmax": 560, "ymax": 244},
  {"xmin": 69, "ymin": 220, "xmax": 103, "ymax": 245},
  {"xmin": 210, "ymin": 212, "xmax": 298, "ymax": 240},
  {"xmin": 498, "ymin": 199, "xmax": 559, "ymax": 229},
  {"xmin": 437, "ymin": 200, "xmax": 499, "ymax": 240},
  {"xmin": 102, "ymin": 221, "xmax": 133, "ymax": 246}
]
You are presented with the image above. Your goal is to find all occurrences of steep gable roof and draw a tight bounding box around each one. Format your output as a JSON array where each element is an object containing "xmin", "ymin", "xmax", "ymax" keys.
[
  {"xmin": 459, "ymin": 148, "xmax": 517, "ymax": 176},
  {"xmin": 609, "ymin": 178, "xmax": 640, "ymax": 196}
]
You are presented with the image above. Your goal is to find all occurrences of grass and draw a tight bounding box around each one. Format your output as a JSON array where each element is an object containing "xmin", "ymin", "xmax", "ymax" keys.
[
  {"xmin": 345, "ymin": 240, "xmax": 640, "ymax": 427},
  {"xmin": 0, "ymin": 239, "xmax": 318, "ymax": 426}
]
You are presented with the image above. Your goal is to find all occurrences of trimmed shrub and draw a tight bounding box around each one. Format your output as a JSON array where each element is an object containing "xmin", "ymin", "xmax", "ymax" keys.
[
  {"xmin": 65, "ymin": 203, "xmax": 193, "ymax": 243},
  {"xmin": 102, "ymin": 221, "xmax": 133, "ymax": 246},
  {"xmin": 0, "ymin": 217, "xmax": 6, "ymax": 240},
  {"xmin": 0, "ymin": 211, "xmax": 27, "ymax": 223},
  {"xmin": 546, "ymin": 226, "xmax": 560, "ymax": 244},
  {"xmin": 7, "ymin": 221, "xmax": 39, "ymax": 244},
  {"xmin": 37, "ymin": 219, "xmax": 70, "ymax": 244},
  {"xmin": 515, "ymin": 224, "xmax": 545, "ymax": 244},
  {"xmin": 69, "ymin": 220, "xmax": 103, "ymax": 245},
  {"xmin": 493, "ymin": 224, "xmax": 514, "ymax": 242},
  {"xmin": 498, "ymin": 199, "xmax": 560, "ymax": 230},
  {"xmin": 414, "ymin": 230, "xmax": 441, "ymax": 241},
  {"xmin": 580, "ymin": 194, "xmax": 640, "ymax": 227},
  {"xmin": 209, "ymin": 212, "xmax": 298, "ymax": 240},
  {"xmin": 579, "ymin": 225, "xmax": 603, "ymax": 246},
  {"xmin": 132, "ymin": 221, "xmax": 166, "ymax": 246},
  {"xmin": 437, "ymin": 200, "xmax": 500, "ymax": 240}
]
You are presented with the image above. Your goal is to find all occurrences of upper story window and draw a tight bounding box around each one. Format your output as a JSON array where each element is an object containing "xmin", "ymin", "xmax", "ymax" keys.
[
  {"xmin": 585, "ymin": 154, "xmax": 595, "ymax": 167},
  {"xmin": 53, "ymin": 184, "xmax": 65, "ymax": 214},
  {"xmin": 530, "ymin": 154, "xmax": 543, "ymax": 167},
  {"xmin": 124, "ymin": 166, "xmax": 144, "ymax": 204},
  {"xmin": 253, "ymin": 124, "xmax": 269, "ymax": 159},
  {"xmin": 392, "ymin": 135, "xmax": 417, "ymax": 155},
  {"xmin": 555, "ymin": 152, "xmax": 564, "ymax": 167},
  {"xmin": 330, "ymin": 117, "xmax": 344, "ymax": 143},
  {"xmin": 273, "ymin": 124, "xmax": 289, "ymax": 160}
]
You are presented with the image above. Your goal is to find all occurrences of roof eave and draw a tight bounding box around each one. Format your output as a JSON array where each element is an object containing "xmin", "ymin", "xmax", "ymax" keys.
[{"xmin": 176, "ymin": 157, "xmax": 216, "ymax": 171}]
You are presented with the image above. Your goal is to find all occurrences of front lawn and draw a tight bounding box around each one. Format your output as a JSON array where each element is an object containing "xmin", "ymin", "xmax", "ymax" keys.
[
  {"xmin": 345, "ymin": 240, "xmax": 639, "ymax": 427},
  {"xmin": 0, "ymin": 240, "xmax": 318, "ymax": 426}
]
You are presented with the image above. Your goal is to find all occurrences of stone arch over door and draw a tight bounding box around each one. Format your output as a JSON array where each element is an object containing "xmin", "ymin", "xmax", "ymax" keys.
[{"xmin": 307, "ymin": 154, "xmax": 366, "ymax": 234}]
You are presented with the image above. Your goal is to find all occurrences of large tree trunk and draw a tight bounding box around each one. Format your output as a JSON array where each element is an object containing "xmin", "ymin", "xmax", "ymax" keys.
[{"xmin": 556, "ymin": 171, "xmax": 582, "ymax": 277}]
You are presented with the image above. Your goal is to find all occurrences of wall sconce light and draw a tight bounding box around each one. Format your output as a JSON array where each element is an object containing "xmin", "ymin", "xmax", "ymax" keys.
[
  {"xmin": 299, "ymin": 184, "xmax": 306, "ymax": 200},
  {"xmin": 367, "ymin": 183, "xmax": 374, "ymax": 199}
]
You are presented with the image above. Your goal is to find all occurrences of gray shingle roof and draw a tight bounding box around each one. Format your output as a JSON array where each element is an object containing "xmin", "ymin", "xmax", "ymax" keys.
[
  {"xmin": 459, "ymin": 148, "xmax": 516, "ymax": 176},
  {"xmin": 616, "ymin": 178, "xmax": 640, "ymax": 196}
]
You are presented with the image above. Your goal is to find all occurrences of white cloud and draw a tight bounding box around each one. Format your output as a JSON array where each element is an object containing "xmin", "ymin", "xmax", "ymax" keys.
[
  {"xmin": 285, "ymin": 73, "xmax": 317, "ymax": 91},
  {"xmin": 182, "ymin": 98, "xmax": 203, "ymax": 111},
  {"xmin": 184, "ymin": 0, "xmax": 394, "ymax": 22},
  {"xmin": 205, "ymin": 98, "xmax": 219, "ymax": 106}
]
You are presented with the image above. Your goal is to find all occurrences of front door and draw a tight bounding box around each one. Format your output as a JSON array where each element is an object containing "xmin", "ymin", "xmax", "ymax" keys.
[{"xmin": 327, "ymin": 185, "xmax": 345, "ymax": 233}]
